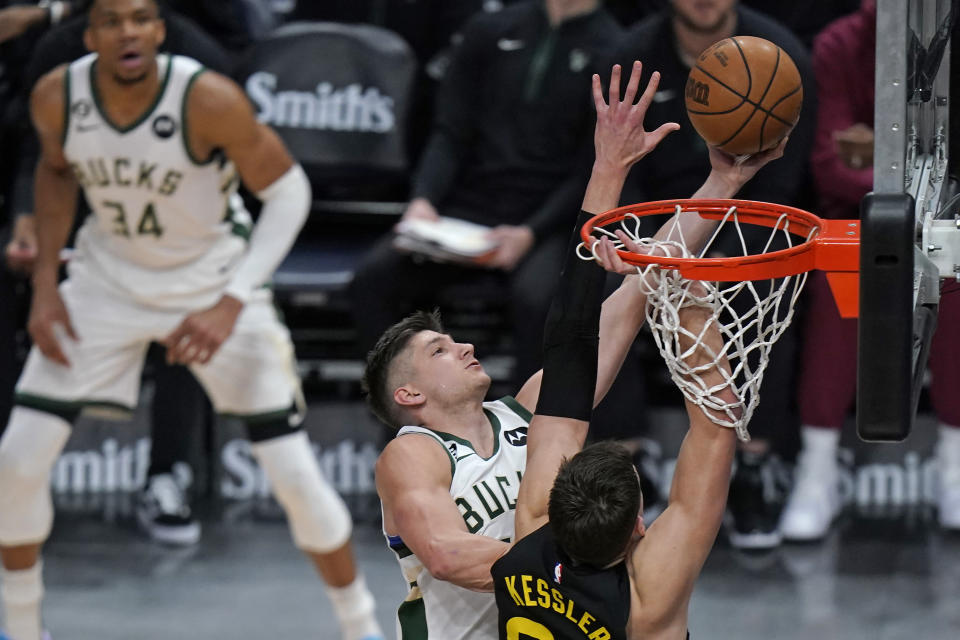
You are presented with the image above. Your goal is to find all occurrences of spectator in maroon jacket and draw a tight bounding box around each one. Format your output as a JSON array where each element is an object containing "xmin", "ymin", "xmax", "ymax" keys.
[{"xmin": 782, "ymin": 0, "xmax": 960, "ymax": 540}]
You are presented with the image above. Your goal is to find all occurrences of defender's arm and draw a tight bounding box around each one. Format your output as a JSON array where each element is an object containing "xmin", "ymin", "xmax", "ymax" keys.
[{"xmin": 627, "ymin": 292, "xmax": 737, "ymax": 634}]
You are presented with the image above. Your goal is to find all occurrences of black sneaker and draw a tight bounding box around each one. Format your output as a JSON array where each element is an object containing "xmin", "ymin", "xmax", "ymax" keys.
[
  {"xmin": 726, "ymin": 450, "xmax": 785, "ymax": 550},
  {"xmin": 136, "ymin": 473, "xmax": 201, "ymax": 546}
]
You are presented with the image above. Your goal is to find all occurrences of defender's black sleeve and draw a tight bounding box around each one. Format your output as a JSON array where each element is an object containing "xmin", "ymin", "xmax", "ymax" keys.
[{"xmin": 535, "ymin": 210, "xmax": 607, "ymax": 421}]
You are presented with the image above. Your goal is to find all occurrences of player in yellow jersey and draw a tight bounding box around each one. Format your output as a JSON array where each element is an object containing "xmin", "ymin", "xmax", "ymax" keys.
[{"xmin": 493, "ymin": 61, "xmax": 786, "ymax": 640}]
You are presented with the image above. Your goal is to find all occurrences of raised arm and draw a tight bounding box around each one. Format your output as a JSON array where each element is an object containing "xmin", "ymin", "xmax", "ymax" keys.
[
  {"xmin": 376, "ymin": 435, "xmax": 509, "ymax": 591},
  {"xmin": 595, "ymin": 142, "xmax": 789, "ymax": 287},
  {"xmin": 27, "ymin": 65, "xmax": 81, "ymax": 367},
  {"xmin": 626, "ymin": 287, "xmax": 738, "ymax": 636},
  {"xmin": 513, "ymin": 62, "xmax": 679, "ymax": 539}
]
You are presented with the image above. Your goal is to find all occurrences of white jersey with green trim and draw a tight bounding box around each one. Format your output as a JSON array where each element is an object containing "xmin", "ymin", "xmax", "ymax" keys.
[
  {"xmin": 62, "ymin": 52, "xmax": 250, "ymax": 310},
  {"xmin": 385, "ymin": 396, "xmax": 531, "ymax": 640}
]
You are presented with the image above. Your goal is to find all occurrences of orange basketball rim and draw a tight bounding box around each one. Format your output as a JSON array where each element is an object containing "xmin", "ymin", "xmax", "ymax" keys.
[{"xmin": 581, "ymin": 199, "xmax": 861, "ymax": 318}]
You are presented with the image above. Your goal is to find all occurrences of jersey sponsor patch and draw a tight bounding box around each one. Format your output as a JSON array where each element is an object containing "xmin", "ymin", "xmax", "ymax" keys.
[
  {"xmin": 504, "ymin": 426, "xmax": 528, "ymax": 447},
  {"xmin": 71, "ymin": 99, "xmax": 92, "ymax": 118},
  {"xmin": 152, "ymin": 114, "xmax": 178, "ymax": 139}
]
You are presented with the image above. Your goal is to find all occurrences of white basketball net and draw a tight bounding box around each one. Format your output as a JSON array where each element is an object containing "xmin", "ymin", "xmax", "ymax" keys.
[{"xmin": 580, "ymin": 205, "xmax": 815, "ymax": 441}]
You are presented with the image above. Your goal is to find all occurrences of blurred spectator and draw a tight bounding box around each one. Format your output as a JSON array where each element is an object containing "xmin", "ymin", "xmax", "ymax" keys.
[
  {"xmin": 163, "ymin": 0, "xmax": 258, "ymax": 52},
  {"xmin": 0, "ymin": 0, "xmax": 83, "ymax": 434},
  {"xmin": 350, "ymin": 0, "xmax": 622, "ymax": 388},
  {"xmin": 740, "ymin": 0, "xmax": 861, "ymax": 49},
  {"xmin": 607, "ymin": 0, "xmax": 816, "ymax": 549},
  {"xmin": 782, "ymin": 0, "xmax": 960, "ymax": 540},
  {"xmin": 5, "ymin": 0, "xmax": 234, "ymax": 546},
  {"xmin": 287, "ymin": 1, "xmax": 504, "ymax": 169},
  {"xmin": 604, "ymin": 0, "xmax": 666, "ymax": 27}
]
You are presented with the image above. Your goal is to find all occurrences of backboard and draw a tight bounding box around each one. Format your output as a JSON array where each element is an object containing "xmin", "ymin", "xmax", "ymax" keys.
[{"xmin": 860, "ymin": 0, "xmax": 956, "ymax": 441}]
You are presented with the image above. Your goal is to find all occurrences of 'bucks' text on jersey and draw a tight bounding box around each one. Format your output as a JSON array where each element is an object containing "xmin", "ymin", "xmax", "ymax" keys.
[
  {"xmin": 62, "ymin": 53, "xmax": 251, "ymax": 309},
  {"xmin": 385, "ymin": 396, "xmax": 530, "ymax": 640}
]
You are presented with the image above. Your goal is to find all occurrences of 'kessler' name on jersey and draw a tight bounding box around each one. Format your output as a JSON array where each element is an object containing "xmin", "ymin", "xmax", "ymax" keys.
[
  {"xmin": 456, "ymin": 470, "xmax": 523, "ymax": 535},
  {"xmin": 502, "ymin": 574, "xmax": 612, "ymax": 640},
  {"xmin": 71, "ymin": 157, "xmax": 183, "ymax": 197}
]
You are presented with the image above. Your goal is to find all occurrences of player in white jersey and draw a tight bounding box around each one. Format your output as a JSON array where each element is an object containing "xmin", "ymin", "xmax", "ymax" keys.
[
  {"xmin": 0, "ymin": 1, "xmax": 384, "ymax": 639},
  {"xmin": 362, "ymin": 64, "xmax": 685, "ymax": 639}
]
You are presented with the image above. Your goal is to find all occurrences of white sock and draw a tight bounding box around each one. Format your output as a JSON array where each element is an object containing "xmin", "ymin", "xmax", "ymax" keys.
[
  {"xmin": 938, "ymin": 424, "xmax": 960, "ymax": 476},
  {"xmin": 939, "ymin": 423, "xmax": 960, "ymax": 456},
  {"xmin": 800, "ymin": 425, "xmax": 840, "ymax": 457},
  {"xmin": 800, "ymin": 425, "xmax": 840, "ymax": 462},
  {"xmin": 1, "ymin": 561, "xmax": 44, "ymax": 640},
  {"xmin": 326, "ymin": 574, "xmax": 382, "ymax": 640}
]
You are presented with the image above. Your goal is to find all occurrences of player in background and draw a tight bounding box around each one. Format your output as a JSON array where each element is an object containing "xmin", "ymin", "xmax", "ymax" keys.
[
  {"xmin": 492, "ymin": 61, "xmax": 785, "ymax": 639},
  {"xmin": 0, "ymin": 1, "xmax": 383, "ymax": 639}
]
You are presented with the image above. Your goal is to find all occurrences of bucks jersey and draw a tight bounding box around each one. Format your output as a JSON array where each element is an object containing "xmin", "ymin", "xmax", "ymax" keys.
[
  {"xmin": 62, "ymin": 52, "xmax": 250, "ymax": 309},
  {"xmin": 492, "ymin": 523, "xmax": 631, "ymax": 640},
  {"xmin": 386, "ymin": 396, "xmax": 531, "ymax": 640}
]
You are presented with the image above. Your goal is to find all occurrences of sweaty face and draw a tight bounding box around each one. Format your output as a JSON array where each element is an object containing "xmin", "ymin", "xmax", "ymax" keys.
[
  {"xmin": 86, "ymin": 0, "xmax": 164, "ymax": 85},
  {"xmin": 671, "ymin": 0, "xmax": 736, "ymax": 34},
  {"xmin": 404, "ymin": 331, "xmax": 490, "ymax": 408}
]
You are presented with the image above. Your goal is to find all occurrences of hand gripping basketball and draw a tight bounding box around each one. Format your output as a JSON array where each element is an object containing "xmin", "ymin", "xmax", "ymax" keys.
[{"xmin": 685, "ymin": 36, "xmax": 803, "ymax": 156}]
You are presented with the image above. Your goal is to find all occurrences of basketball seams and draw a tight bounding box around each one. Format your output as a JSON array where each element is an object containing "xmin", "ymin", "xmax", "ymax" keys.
[
  {"xmin": 690, "ymin": 53, "xmax": 796, "ymax": 127},
  {"xmin": 763, "ymin": 84, "xmax": 803, "ymax": 126},
  {"xmin": 686, "ymin": 36, "xmax": 803, "ymax": 154},
  {"xmin": 715, "ymin": 105, "xmax": 760, "ymax": 151},
  {"xmin": 691, "ymin": 65, "xmax": 747, "ymax": 111},
  {"xmin": 688, "ymin": 70, "xmax": 797, "ymax": 127},
  {"xmin": 758, "ymin": 83, "xmax": 804, "ymax": 151},
  {"xmin": 749, "ymin": 47, "xmax": 782, "ymax": 153},
  {"xmin": 730, "ymin": 37, "xmax": 753, "ymax": 101}
]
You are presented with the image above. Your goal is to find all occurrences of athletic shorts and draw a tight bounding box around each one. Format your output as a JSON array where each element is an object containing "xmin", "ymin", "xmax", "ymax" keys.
[{"xmin": 15, "ymin": 265, "xmax": 302, "ymax": 422}]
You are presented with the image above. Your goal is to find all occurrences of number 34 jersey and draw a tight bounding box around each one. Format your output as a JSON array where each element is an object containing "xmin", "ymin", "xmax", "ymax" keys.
[{"xmin": 62, "ymin": 52, "xmax": 250, "ymax": 309}]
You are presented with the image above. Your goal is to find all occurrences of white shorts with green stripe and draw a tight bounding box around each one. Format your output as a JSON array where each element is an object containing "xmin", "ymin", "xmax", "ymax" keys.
[{"xmin": 15, "ymin": 268, "xmax": 302, "ymax": 422}]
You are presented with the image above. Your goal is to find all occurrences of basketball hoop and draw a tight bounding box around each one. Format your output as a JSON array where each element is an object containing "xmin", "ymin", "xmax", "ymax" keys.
[{"xmin": 579, "ymin": 199, "xmax": 860, "ymax": 440}]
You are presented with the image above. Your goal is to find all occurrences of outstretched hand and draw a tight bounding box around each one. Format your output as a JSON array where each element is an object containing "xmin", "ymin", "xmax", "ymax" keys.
[
  {"xmin": 707, "ymin": 137, "xmax": 788, "ymax": 193},
  {"xmin": 592, "ymin": 61, "xmax": 680, "ymax": 171}
]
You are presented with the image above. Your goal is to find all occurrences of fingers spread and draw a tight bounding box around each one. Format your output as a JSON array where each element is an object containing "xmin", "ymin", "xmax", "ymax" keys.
[
  {"xmin": 608, "ymin": 64, "xmax": 621, "ymax": 107},
  {"xmin": 591, "ymin": 73, "xmax": 605, "ymax": 112},
  {"xmin": 650, "ymin": 121, "xmax": 681, "ymax": 146},
  {"xmin": 637, "ymin": 70, "xmax": 661, "ymax": 111},
  {"xmin": 623, "ymin": 60, "xmax": 642, "ymax": 106}
]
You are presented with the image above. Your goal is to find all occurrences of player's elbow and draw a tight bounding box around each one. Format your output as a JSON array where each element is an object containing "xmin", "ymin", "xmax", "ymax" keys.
[
  {"xmin": 421, "ymin": 539, "xmax": 458, "ymax": 581},
  {"xmin": 257, "ymin": 164, "xmax": 311, "ymax": 232}
]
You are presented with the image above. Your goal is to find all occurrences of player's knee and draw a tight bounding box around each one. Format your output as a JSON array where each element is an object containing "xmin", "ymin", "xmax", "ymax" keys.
[
  {"xmin": 251, "ymin": 432, "xmax": 352, "ymax": 553},
  {"xmin": 0, "ymin": 407, "xmax": 69, "ymax": 491},
  {"xmin": 0, "ymin": 447, "xmax": 47, "ymax": 495},
  {"xmin": 0, "ymin": 408, "xmax": 70, "ymax": 545}
]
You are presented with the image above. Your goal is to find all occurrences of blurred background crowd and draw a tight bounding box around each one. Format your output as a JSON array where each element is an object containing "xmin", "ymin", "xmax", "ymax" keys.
[{"xmin": 4, "ymin": 0, "xmax": 956, "ymax": 559}]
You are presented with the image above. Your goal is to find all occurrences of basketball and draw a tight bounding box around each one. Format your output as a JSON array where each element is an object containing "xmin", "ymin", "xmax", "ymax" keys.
[{"xmin": 685, "ymin": 36, "xmax": 803, "ymax": 156}]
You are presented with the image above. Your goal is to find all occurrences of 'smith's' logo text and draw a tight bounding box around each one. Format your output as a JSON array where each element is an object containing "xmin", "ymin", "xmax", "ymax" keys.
[{"xmin": 246, "ymin": 71, "xmax": 395, "ymax": 132}]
